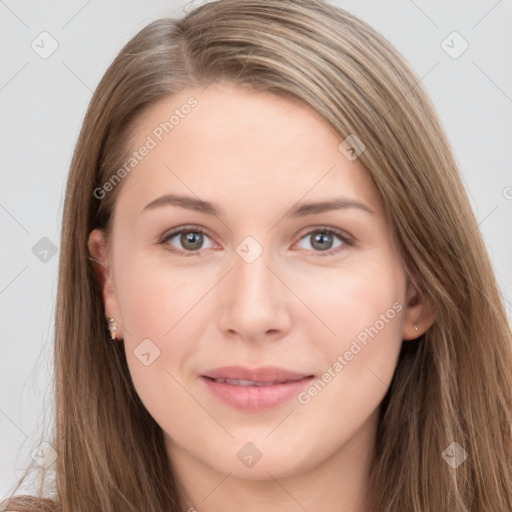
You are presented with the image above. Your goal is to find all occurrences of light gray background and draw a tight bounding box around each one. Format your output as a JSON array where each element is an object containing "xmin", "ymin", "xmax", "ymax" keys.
[{"xmin": 1, "ymin": 0, "xmax": 511, "ymax": 496}]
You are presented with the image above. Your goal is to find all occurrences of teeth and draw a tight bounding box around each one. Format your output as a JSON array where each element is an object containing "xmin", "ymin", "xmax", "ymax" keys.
[
  {"xmin": 232, "ymin": 379, "xmax": 261, "ymax": 386},
  {"xmin": 213, "ymin": 378, "xmax": 281, "ymax": 386}
]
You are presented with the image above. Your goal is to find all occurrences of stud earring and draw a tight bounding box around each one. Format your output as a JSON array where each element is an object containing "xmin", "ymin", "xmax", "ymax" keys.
[
  {"xmin": 108, "ymin": 317, "xmax": 117, "ymax": 340},
  {"xmin": 414, "ymin": 324, "xmax": 419, "ymax": 332}
]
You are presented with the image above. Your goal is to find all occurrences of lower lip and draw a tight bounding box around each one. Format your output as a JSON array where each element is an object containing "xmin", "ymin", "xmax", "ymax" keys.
[{"xmin": 201, "ymin": 376, "xmax": 314, "ymax": 411}]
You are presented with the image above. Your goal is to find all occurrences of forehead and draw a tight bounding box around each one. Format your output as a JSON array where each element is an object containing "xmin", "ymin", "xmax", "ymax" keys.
[
  {"xmin": 113, "ymin": 82, "xmax": 381, "ymax": 221},
  {"xmin": 129, "ymin": 82, "xmax": 336, "ymax": 159}
]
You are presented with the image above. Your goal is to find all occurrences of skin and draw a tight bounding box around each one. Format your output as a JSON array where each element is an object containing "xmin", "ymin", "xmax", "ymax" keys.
[{"xmin": 89, "ymin": 82, "xmax": 433, "ymax": 512}]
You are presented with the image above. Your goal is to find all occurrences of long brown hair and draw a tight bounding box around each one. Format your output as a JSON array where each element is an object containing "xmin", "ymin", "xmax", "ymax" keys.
[{"xmin": 3, "ymin": 1, "xmax": 512, "ymax": 510}]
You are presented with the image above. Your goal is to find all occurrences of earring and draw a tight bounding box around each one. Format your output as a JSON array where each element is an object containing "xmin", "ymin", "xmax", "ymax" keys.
[
  {"xmin": 108, "ymin": 317, "xmax": 117, "ymax": 340},
  {"xmin": 414, "ymin": 324, "xmax": 419, "ymax": 332}
]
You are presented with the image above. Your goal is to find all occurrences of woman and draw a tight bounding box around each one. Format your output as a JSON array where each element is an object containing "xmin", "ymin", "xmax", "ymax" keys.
[{"xmin": 3, "ymin": 0, "xmax": 512, "ymax": 510}]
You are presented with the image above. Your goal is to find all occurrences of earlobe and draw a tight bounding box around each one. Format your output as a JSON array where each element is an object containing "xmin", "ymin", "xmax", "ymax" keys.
[
  {"xmin": 87, "ymin": 229, "xmax": 123, "ymax": 339},
  {"xmin": 402, "ymin": 281, "xmax": 435, "ymax": 340}
]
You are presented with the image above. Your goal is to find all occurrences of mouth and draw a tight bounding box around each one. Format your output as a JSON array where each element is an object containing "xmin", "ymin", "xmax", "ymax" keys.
[
  {"xmin": 205, "ymin": 377, "xmax": 304, "ymax": 386},
  {"xmin": 200, "ymin": 366, "xmax": 315, "ymax": 411}
]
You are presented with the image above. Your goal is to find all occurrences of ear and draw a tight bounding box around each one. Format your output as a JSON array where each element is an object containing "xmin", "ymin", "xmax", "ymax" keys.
[
  {"xmin": 88, "ymin": 229, "xmax": 123, "ymax": 339},
  {"xmin": 402, "ymin": 279, "xmax": 434, "ymax": 340}
]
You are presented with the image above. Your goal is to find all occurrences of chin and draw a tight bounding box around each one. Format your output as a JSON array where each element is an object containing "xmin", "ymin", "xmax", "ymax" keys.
[{"xmin": 210, "ymin": 437, "xmax": 320, "ymax": 481}]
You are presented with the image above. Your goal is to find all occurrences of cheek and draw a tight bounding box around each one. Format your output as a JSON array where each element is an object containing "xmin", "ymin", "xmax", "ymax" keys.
[
  {"xmin": 114, "ymin": 262, "xmax": 208, "ymax": 439},
  {"xmin": 293, "ymin": 255, "xmax": 405, "ymax": 352},
  {"xmin": 114, "ymin": 247, "xmax": 214, "ymax": 339},
  {"xmin": 291, "ymin": 260, "xmax": 404, "ymax": 392},
  {"xmin": 112, "ymin": 251, "xmax": 215, "ymax": 396},
  {"xmin": 291, "ymin": 262, "xmax": 405, "ymax": 442}
]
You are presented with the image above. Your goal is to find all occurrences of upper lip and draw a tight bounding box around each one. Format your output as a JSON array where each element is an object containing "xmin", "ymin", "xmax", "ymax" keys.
[{"xmin": 201, "ymin": 366, "xmax": 314, "ymax": 383}]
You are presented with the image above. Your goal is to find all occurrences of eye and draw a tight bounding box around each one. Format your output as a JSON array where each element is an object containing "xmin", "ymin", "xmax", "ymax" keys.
[
  {"xmin": 295, "ymin": 227, "xmax": 352, "ymax": 255},
  {"xmin": 159, "ymin": 225, "xmax": 353, "ymax": 257},
  {"xmin": 160, "ymin": 226, "xmax": 216, "ymax": 255}
]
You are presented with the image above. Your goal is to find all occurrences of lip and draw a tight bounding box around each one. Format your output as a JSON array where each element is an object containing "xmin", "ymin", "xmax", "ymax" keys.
[{"xmin": 200, "ymin": 366, "xmax": 314, "ymax": 411}]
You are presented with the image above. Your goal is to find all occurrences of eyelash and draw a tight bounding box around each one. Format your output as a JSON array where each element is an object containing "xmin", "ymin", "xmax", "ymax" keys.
[{"xmin": 158, "ymin": 225, "xmax": 355, "ymax": 257}]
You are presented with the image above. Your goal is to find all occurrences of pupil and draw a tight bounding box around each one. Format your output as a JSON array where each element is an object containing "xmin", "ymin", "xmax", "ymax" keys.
[
  {"xmin": 312, "ymin": 232, "xmax": 332, "ymax": 251},
  {"xmin": 181, "ymin": 232, "xmax": 203, "ymax": 250}
]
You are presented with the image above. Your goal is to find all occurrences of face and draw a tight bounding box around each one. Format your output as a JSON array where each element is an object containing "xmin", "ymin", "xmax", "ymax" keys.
[{"xmin": 89, "ymin": 82, "xmax": 425, "ymax": 484}]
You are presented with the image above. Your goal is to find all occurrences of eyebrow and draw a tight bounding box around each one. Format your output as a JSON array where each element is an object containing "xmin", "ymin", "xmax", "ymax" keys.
[{"xmin": 141, "ymin": 193, "xmax": 375, "ymax": 217}]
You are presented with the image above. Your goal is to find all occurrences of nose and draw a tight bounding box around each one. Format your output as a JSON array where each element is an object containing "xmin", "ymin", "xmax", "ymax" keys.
[{"xmin": 217, "ymin": 244, "xmax": 292, "ymax": 343}]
